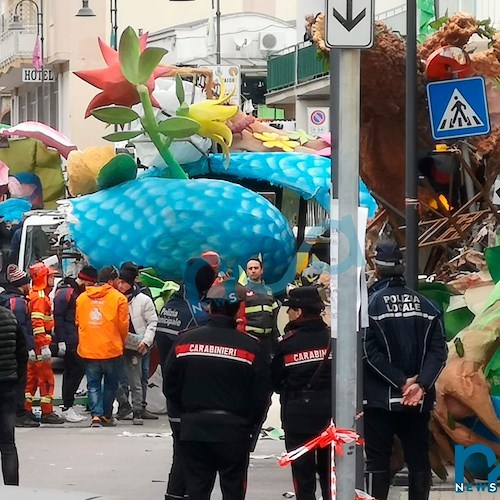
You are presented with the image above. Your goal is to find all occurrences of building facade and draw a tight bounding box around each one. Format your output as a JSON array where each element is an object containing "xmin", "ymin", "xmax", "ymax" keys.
[
  {"xmin": 0, "ymin": 0, "xmax": 297, "ymax": 149},
  {"xmin": 268, "ymin": 0, "xmax": 500, "ymax": 131}
]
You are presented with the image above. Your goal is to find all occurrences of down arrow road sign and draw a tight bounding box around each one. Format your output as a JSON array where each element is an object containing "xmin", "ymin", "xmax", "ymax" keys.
[{"xmin": 326, "ymin": 0, "xmax": 374, "ymax": 49}]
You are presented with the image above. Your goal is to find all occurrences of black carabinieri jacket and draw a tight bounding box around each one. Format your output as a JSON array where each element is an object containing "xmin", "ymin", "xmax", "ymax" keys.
[
  {"xmin": 164, "ymin": 315, "xmax": 272, "ymax": 442},
  {"xmin": 272, "ymin": 317, "xmax": 332, "ymax": 434},
  {"xmin": 363, "ymin": 276, "xmax": 448, "ymax": 412}
]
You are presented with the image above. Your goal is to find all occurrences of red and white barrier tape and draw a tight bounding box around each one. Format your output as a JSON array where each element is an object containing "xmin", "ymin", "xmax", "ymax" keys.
[{"xmin": 278, "ymin": 422, "xmax": 373, "ymax": 500}]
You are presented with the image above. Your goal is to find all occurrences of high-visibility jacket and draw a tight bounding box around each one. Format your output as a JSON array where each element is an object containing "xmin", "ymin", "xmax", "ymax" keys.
[
  {"xmin": 29, "ymin": 288, "xmax": 54, "ymax": 350},
  {"xmin": 242, "ymin": 280, "xmax": 278, "ymax": 337}
]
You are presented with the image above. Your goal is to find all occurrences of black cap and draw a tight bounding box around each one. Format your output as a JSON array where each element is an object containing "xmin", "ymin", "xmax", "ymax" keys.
[
  {"xmin": 119, "ymin": 267, "xmax": 137, "ymax": 286},
  {"xmin": 206, "ymin": 278, "xmax": 245, "ymax": 305},
  {"xmin": 98, "ymin": 266, "xmax": 119, "ymax": 283},
  {"xmin": 374, "ymin": 241, "xmax": 403, "ymax": 268},
  {"xmin": 282, "ymin": 286, "xmax": 324, "ymax": 310}
]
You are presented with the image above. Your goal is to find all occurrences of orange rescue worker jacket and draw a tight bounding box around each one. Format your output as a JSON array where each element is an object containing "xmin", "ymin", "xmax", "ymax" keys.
[
  {"xmin": 29, "ymin": 288, "xmax": 54, "ymax": 350},
  {"xmin": 76, "ymin": 284, "xmax": 129, "ymax": 360}
]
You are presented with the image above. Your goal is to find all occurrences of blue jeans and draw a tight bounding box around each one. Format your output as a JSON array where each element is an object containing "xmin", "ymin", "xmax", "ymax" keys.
[{"xmin": 85, "ymin": 358, "xmax": 121, "ymax": 418}]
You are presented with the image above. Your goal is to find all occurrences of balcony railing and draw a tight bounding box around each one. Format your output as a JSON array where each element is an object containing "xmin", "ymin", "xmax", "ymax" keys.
[
  {"xmin": 0, "ymin": 28, "xmax": 37, "ymax": 71},
  {"xmin": 267, "ymin": 41, "xmax": 328, "ymax": 93}
]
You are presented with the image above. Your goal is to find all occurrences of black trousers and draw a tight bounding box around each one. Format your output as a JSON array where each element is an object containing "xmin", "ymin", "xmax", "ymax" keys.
[
  {"xmin": 156, "ymin": 334, "xmax": 174, "ymax": 380},
  {"xmin": 182, "ymin": 440, "xmax": 250, "ymax": 500},
  {"xmin": 364, "ymin": 408, "xmax": 431, "ymax": 474},
  {"xmin": 0, "ymin": 381, "xmax": 19, "ymax": 485},
  {"xmin": 62, "ymin": 347, "xmax": 86, "ymax": 409},
  {"xmin": 285, "ymin": 432, "xmax": 330, "ymax": 500},
  {"xmin": 16, "ymin": 370, "xmax": 27, "ymax": 417},
  {"xmin": 166, "ymin": 421, "xmax": 187, "ymax": 499}
]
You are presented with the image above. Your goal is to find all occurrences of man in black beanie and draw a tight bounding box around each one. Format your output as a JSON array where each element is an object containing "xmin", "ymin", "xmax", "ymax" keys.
[
  {"xmin": 55, "ymin": 265, "xmax": 98, "ymax": 422},
  {"xmin": 363, "ymin": 241, "xmax": 447, "ymax": 500}
]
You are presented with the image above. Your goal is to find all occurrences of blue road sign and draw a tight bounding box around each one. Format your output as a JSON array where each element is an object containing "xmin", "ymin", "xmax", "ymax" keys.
[{"xmin": 427, "ymin": 77, "xmax": 490, "ymax": 140}]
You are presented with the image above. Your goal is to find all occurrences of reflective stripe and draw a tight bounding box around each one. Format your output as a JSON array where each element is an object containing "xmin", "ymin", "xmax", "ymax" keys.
[
  {"xmin": 156, "ymin": 326, "xmax": 179, "ymax": 336},
  {"xmin": 33, "ymin": 327, "xmax": 46, "ymax": 335},
  {"xmin": 25, "ymin": 393, "xmax": 33, "ymax": 400},
  {"xmin": 246, "ymin": 326, "xmax": 273, "ymax": 335},
  {"xmin": 245, "ymin": 305, "xmax": 274, "ymax": 314},
  {"xmin": 40, "ymin": 396, "xmax": 52, "ymax": 403},
  {"xmin": 32, "ymin": 313, "xmax": 53, "ymax": 321}
]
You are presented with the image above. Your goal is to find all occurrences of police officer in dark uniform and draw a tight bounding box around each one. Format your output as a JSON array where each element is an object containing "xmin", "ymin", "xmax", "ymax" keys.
[
  {"xmin": 157, "ymin": 257, "xmax": 216, "ymax": 500},
  {"xmin": 363, "ymin": 241, "xmax": 447, "ymax": 500},
  {"xmin": 164, "ymin": 278, "xmax": 272, "ymax": 500},
  {"xmin": 272, "ymin": 286, "xmax": 331, "ymax": 500}
]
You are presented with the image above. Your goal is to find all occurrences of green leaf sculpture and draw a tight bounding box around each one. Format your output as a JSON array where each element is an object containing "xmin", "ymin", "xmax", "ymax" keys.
[{"xmin": 97, "ymin": 154, "xmax": 138, "ymax": 189}]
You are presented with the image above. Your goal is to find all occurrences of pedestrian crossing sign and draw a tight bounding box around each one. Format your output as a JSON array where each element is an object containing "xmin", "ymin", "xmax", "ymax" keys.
[{"xmin": 426, "ymin": 77, "xmax": 490, "ymax": 140}]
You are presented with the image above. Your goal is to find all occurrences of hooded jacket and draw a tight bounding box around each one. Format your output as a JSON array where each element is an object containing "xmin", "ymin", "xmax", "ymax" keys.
[
  {"xmin": 0, "ymin": 283, "xmax": 34, "ymax": 351},
  {"xmin": 156, "ymin": 258, "xmax": 213, "ymax": 341},
  {"xmin": 76, "ymin": 284, "xmax": 129, "ymax": 360},
  {"xmin": 363, "ymin": 276, "xmax": 448, "ymax": 412},
  {"xmin": 126, "ymin": 284, "xmax": 158, "ymax": 348},
  {"xmin": 54, "ymin": 278, "xmax": 84, "ymax": 349}
]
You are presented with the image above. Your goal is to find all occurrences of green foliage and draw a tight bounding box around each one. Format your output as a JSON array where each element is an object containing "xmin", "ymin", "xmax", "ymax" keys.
[
  {"xmin": 177, "ymin": 102, "xmax": 190, "ymax": 117},
  {"xmin": 175, "ymin": 75, "xmax": 185, "ymax": 105},
  {"xmin": 476, "ymin": 18, "xmax": 496, "ymax": 41},
  {"xmin": 138, "ymin": 47, "xmax": 168, "ymax": 84},
  {"xmin": 119, "ymin": 26, "xmax": 141, "ymax": 85},
  {"xmin": 315, "ymin": 48, "xmax": 329, "ymax": 73},
  {"xmin": 157, "ymin": 116, "xmax": 201, "ymax": 138},
  {"xmin": 92, "ymin": 106, "xmax": 140, "ymax": 125},
  {"xmin": 429, "ymin": 15, "xmax": 449, "ymax": 30},
  {"xmin": 454, "ymin": 337, "xmax": 465, "ymax": 358},
  {"xmin": 102, "ymin": 130, "xmax": 143, "ymax": 142}
]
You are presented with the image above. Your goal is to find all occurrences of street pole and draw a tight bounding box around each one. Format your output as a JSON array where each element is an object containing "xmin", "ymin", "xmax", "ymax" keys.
[
  {"xmin": 215, "ymin": 0, "xmax": 221, "ymax": 64},
  {"xmin": 405, "ymin": 0, "xmax": 419, "ymax": 289},
  {"xmin": 39, "ymin": 0, "xmax": 45, "ymax": 124},
  {"xmin": 334, "ymin": 48, "xmax": 360, "ymax": 500},
  {"xmin": 110, "ymin": 0, "xmax": 118, "ymax": 50}
]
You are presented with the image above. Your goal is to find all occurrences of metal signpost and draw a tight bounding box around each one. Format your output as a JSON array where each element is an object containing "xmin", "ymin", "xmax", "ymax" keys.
[{"xmin": 326, "ymin": 1, "xmax": 374, "ymax": 499}]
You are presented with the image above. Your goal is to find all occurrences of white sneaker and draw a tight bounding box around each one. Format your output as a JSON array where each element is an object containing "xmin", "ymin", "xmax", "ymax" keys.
[{"xmin": 63, "ymin": 407, "xmax": 86, "ymax": 422}]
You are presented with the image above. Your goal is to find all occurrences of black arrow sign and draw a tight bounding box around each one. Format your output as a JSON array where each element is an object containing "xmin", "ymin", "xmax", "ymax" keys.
[{"xmin": 333, "ymin": 0, "xmax": 366, "ymax": 32}]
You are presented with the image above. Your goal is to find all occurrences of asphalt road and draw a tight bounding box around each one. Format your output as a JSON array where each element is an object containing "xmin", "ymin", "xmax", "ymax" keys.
[{"xmin": 8, "ymin": 415, "xmax": 293, "ymax": 500}]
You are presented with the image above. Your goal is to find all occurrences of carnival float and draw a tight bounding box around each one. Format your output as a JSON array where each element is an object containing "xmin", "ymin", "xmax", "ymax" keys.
[{"xmin": 0, "ymin": 11, "xmax": 498, "ymax": 484}]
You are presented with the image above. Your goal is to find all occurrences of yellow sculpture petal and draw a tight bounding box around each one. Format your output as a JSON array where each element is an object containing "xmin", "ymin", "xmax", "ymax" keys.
[
  {"xmin": 67, "ymin": 146, "xmax": 118, "ymax": 196},
  {"xmin": 254, "ymin": 131, "xmax": 300, "ymax": 152},
  {"xmin": 184, "ymin": 83, "xmax": 238, "ymax": 165}
]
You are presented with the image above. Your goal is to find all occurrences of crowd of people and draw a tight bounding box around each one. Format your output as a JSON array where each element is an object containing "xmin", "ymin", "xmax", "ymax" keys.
[{"xmin": 0, "ymin": 242, "xmax": 448, "ymax": 500}]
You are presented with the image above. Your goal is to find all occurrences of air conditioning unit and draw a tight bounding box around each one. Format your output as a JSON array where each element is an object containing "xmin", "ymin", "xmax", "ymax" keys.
[{"xmin": 259, "ymin": 32, "xmax": 286, "ymax": 52}]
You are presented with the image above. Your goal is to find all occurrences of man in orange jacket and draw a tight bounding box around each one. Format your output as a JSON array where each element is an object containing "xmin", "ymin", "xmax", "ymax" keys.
[
  {"xmin": 25, "ymin": 262, "xmax": 65, "ymax": 424},
  {"xmin": 76, "ymin": 266, "xmax": 129, "ymax": 427}
]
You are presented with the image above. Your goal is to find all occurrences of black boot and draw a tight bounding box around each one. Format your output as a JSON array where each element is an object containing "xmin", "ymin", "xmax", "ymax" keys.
[
  {"xmin": 365, "ymin": 471, "xmax": 391, "ymax": 500},
  {"xmin": 408, "ymin": 471, "xmax": 431, "ymax": 500}
]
